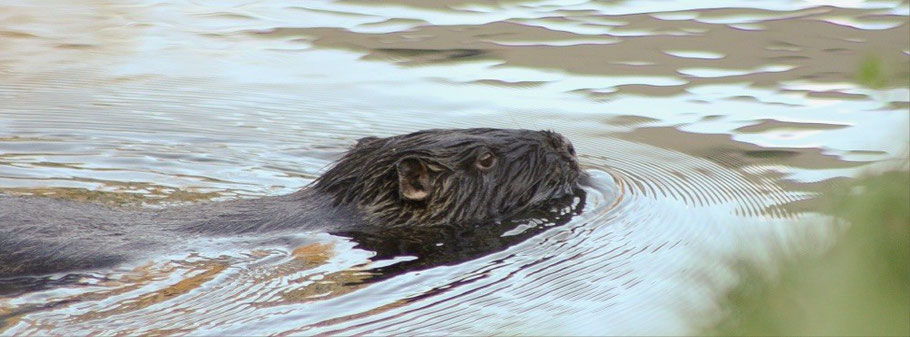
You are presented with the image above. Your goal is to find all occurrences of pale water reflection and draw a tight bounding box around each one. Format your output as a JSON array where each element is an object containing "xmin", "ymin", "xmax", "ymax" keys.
[{"xmin": 0, "ymin": 0, "xmax": 907, "ymax": 335}]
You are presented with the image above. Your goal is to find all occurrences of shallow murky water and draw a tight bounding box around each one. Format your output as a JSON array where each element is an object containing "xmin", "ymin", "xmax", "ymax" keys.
[{"xmin": 0, "ymin": 0, "xmax": 908, "ymax": 335}]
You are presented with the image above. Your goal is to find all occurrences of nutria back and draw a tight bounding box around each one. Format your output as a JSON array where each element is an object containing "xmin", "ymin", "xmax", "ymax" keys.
[{"xmin": 0, "ymin": 128, "xmax": 583, "ymax": 278}]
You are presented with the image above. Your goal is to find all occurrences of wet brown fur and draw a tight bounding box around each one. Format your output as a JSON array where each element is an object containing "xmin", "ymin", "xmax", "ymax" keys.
[
  {"xmin": 0, "ymin": 128, "xmax": 583, "ymax": 278},
  {"xmin": 313, "ymin": 128, "xmax": 581, "ymax": 228}
]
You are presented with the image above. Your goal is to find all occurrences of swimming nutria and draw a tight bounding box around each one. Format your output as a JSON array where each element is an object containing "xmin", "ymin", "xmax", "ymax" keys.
[{"xmin": 0, "ymin": 128, "xmax": 584, "ymax": 278}]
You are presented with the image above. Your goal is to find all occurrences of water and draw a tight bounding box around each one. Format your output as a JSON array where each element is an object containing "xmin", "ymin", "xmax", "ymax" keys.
[{"xmin": 0, "ymin": 0, "xmax": 907, "ymax": 335}]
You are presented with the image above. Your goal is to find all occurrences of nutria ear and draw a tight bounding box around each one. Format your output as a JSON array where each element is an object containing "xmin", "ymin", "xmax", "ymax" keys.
[{"xmin": 397, "ymin": 157, "xmax": 431, "ymax": 201}]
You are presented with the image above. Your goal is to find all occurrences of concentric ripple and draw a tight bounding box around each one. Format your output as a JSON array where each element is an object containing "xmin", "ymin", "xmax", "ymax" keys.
[
  {"xmin": 1, "ymin": 0, "xmax": 903, "ymax": 335},
  {"xmin": 1, "ymin": 137, "xmax": 830, "ymax": 336}
]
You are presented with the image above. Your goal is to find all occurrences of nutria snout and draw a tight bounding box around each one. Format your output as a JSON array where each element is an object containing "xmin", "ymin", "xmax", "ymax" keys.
[{"xmin": 0, "ymin": 128, "xmax": 585, "ymax": 278}]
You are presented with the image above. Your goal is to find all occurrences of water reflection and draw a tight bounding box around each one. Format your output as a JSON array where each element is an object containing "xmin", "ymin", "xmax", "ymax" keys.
[
  {"xmin": 0, "ymin": 0, "xmax": 907, "ymax": 335},
  {"xmin": 335, "ymin": 188, "xmax": 588, "ymax": 281}
]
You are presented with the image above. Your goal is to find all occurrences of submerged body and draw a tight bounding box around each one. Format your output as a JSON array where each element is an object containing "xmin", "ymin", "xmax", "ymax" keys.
[
  {"xmin": 0, "ymin": 192, "xmax": 327, "ymax": 277},
  {"xmin": 0, "ymin": 128, "xmax": 583, "ymax": 278}
]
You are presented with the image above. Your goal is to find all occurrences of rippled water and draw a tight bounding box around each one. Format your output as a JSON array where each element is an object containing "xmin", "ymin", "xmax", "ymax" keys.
[{"xmin": 1, "ymin": 0, "xmax": 908, "ymax": 335}]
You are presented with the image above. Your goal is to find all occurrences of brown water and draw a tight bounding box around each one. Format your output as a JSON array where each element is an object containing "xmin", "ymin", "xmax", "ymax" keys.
[{"xmin": 0, "ymin": 0, "xmax": 908, "ymax": 335}]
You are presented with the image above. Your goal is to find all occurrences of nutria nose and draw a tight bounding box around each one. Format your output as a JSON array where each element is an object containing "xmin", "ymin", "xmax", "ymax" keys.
[
  {"xmin": 541, "ymin": 131, "xmax": 579, "ymax": 168},
  {"xmin": 546, "ymin": 132, "xmax": 575, "ymax": 157},
  {"xmin": 560, "ymin": 135, "xmax": 576, "ymax": 158}
]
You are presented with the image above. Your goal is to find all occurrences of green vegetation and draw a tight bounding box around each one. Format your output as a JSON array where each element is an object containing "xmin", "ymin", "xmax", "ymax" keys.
[
  {"xmin": 855, "ymin": 54, "xmax": 910, "ymax": 90},
  {"xmin": 709, "ymin": 170, "xmax": 910, "ymax": 336},
  {"xmin": 856, "ymin": 56, "xmax": 889, "ymax": 89}
]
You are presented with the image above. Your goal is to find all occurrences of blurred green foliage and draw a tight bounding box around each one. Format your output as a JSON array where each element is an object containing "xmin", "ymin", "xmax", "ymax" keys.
[
  {"xmin": 856, "ymin": 56, "xmax": 888, "ymax": 89},
  {"xmin": 709, "ymin": 170, "xmax": 910, "ymax": 336}
]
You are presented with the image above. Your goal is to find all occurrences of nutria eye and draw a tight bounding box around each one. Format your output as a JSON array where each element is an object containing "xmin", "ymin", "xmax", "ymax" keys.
[
  {"xmin": 476, "ymin": 152, "xmax": 496, "ymax": 170},
  {"xmin": 567, "ymin": 144, "xmax": 576, "ymax": 156}
]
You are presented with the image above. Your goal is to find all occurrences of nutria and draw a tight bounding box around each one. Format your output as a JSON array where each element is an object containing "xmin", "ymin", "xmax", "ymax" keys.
[{"xmin": 0, "ymin": 128, "xmax": 584, "ymax": 279}]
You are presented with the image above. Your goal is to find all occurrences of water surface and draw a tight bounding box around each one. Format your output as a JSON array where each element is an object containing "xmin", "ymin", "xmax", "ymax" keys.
[{"xmin": 0, "ymin": 0, "xmax": 908, "ymax": 335}]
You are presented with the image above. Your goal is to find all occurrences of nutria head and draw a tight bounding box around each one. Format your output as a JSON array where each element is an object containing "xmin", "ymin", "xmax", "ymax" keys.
[{"xmin": 312, "ymin": 128, "xmax": 583, "ymax": 228}]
